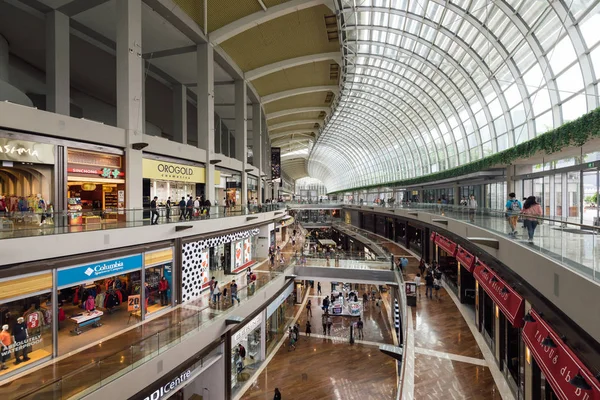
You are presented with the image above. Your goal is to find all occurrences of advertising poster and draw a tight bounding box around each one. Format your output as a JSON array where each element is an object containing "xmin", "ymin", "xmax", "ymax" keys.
[
  {"xmin": 244, "ymin": 238, "xmax": 252, "ymax": 264},
  {"xmin": 234, "ymin": 241, "xmax": 243, "ymax": 268},
  {"xmin": 271, "ymin": 147, "xmax": 281, "ymax": 181}
]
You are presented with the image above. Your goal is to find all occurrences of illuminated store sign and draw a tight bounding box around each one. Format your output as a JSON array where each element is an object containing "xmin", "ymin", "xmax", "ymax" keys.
[
  {"xmin": 143, "ymin": 370, "xmax": 191, "ymax": 400},
  {"xmin": 0, "ymin": 138, "xmax": 55, "ymax": 164}
]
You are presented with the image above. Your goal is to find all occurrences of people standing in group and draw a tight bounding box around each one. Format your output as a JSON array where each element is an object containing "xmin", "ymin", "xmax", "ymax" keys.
[
  {"xmin": 178, "ymin": 197, "xmax": 186, "ymax": 220},
  {"xmin": 230, "ymin": 280, "xmax": 240, "ymax": 305},
  {"xmin": 150, "ymin": 196, "xmax": 159, "ymax": 225},
  {"xmin": 425, "ymin": 273, "xmax": 434, "ymax": 299},
  {"xmin": 521, "ymin": 196, "xmax": 543, "ymax": 244},
  {"xmin": 306, "ymin": 299, "xmax": 312, "ymax": 317},
  {"xmin": 356, "ymin": 317, "xmax": 364, "ymax": 339},
  {"xmin": 506, "ymin": 192, "xmax": 522, "ymax": 237},
  {"xmin": 467, "ymin": 194, "xmax": 477, "ymax": 223}
]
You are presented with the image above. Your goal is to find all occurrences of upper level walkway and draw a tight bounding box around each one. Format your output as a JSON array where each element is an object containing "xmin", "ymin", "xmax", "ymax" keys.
[{"xmin": 350, "ymin": 202, "xmax": 600, "ymax": 284}]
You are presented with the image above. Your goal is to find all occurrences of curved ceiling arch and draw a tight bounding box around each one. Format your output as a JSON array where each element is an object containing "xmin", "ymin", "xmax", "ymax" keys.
[{"xmin": 309, "ymin": 0, "xmax": 600, "ymax": 192}]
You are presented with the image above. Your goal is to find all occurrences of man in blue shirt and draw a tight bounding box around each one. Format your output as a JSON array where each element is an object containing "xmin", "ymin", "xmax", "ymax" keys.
[{"xmin": 505, "ymin": 192, "xmax": 522, "ymax": 237}]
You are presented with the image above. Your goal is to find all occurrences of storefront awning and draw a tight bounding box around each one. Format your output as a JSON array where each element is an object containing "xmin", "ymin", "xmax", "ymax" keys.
[
  {"xmin": 455, "ymin": 247, "xmax": 475, "ymax": 272},
  {"xmin": 434, "ymin": 234, "xmax": 457, "ymax": 256},
  {"xmin": 473, "ymin": 261, "xmax": 524, "ymax": 327},
  {"xmin": 522, "ymin": 309, "xmax": 600, "ymax": 400}
]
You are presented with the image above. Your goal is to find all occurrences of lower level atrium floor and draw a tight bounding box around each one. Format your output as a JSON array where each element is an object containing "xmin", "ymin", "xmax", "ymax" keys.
[{"xmin": 239, "ymin": 247, "xmax": 513, "ymax": 400}]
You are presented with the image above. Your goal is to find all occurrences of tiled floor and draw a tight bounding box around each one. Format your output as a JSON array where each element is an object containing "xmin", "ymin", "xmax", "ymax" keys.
[{"xmin": 238, "ymin": 225, "xmax": 517, "ymax": 400}]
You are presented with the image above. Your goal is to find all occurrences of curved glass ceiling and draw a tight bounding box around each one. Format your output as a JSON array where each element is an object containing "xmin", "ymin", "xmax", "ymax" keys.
[{"xmin": 308, "ymin": 0, "xmax": 600, "ymax": 192}]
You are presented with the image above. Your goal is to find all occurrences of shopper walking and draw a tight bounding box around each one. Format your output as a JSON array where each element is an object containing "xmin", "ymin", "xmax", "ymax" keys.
[
  {"xmin": 317, "ymin": 282, "xmax": 322, "ymax": 295},
  {"xmin": 287, "ymin": 327, "xmax": 296, "ymax": 351},
  {"xmin": 150, "ymin": 196, "xmax": 159, "ymax": 225},
  {"xmin": 305, "ymin": 321, "xmax": 312, "ymax": 338},
  {"xmin": 274, "ymin": 388, "xmax": 282, "ymax": 400},
  {"xmin": 230, "ymin": 280, "xmax": 241, "ymax": 305},
  {"xmin": 425, "ymin": 273, "xmax": 434, "ymax": 299},
  {"xmin": 186, "ymin": 196, "xmax": 194, "ymax": 220},
  {"xmin": 521, "ymin": 196, "xmax": 543, "ymax": 244},
  {"xmin": 433, "ymin": 276, "xmax": 442, "ymax": 300},
  {"xmin": 322, "ymin": 295, "xmax": 330, "ymax": 312},
  {"xmin": 467, "ymin": 194, "xmax": 477, "ymax": 223},
  {"xmin": 414, "ymin": 273, "xmax": 422, "ymax": 298},
  {"xmin": 418, "ymin": 259, "xmax": 426, "ymax": 277},
  {"xmin": 166, "ymin": 197, "xmax": 172, "ymax": 221},
  {"xmin": 178, "ymin": 197, "xmax": 186, "ymax": 220},
  {"xmin": 327, "ymin": 314, "xmax": 333, "ymax": 335},
  {"xmin": 356, "ymin": 317, "xmax": 364, "ymax": 339},
  {"xmin": 322, "ymin": 312, "xmax": 328, "ymax": 334},
  {"xmin": 306, "ymin": 299, "xmax": 312, "ymax": 317},
  {"xmin": 506, "ymin": 193, "xmax": 522, "ymax": 237},
  {"xmin": 209, "ymin": 277, "xmax": 216, "ymax": 304}
]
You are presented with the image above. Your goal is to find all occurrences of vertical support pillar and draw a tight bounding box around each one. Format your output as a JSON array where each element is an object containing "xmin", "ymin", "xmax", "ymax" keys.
[
  {"xmin": 173, "ymin": 84, "xmax": 188, "ymax": 144},
  {"xmin": 197, "ymin": 44, "xmax": 215, "ymax": 203},
  {"xmin": 235, "ymin": 79, "xmax": 248, "ymax": 207},
  {"xmin": 506, "ymin": 165, "xmax": 515, "ymax": 195},
  {"xmin": 260, "ymin": 309, "xmax": 267, "ymax": 361},
  {"xmin": 224, "ymin": 331, "xmax": 232, "ymax": 399},
  {"xmin": 453, "ymin": 183, "xmax": 460, "ymax": 205},
  {"xmin": 253, "ymin": 103, "xmax": 263, "ymax": 204},
  {"xmin": 116, "ymin": 0, "xmax": 144, "ymax": 216},
  {"xmin": 46, "ymin": 11, "xmax": 70, "ymax": 115},
  {"xmin": 524, "ymin": 301, "xmax": 533, "ymax": 400}
]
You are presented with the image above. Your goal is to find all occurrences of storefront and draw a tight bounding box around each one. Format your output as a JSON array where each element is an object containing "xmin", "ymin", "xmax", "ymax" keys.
[
  {"xmin": 455, "ymin": 246, "xmax": 476, "ymax": 306},
  {"xmin": 66, "ymin": 148, "xmax": 125, "ymax": 226},
  {"xmin": 433, "ymin": 234, "xmax": 458, "ymax": 296},
  {"xmin": 0, "ymin": 272, "xmax": 54, "ymax": 378},
  {"xmin": 144, "ymin": 248, "xmax": 175, "ymax": 316},
  {"xmin": 56, "ymin": 253, "xmax": 143, "ymax": 355},
  {"xmin": 0, "ymin": 135, "xmax": 56, "ymax": 229},
  {"xmin": 523, "ymin": 309, "xmax": 600, "ymax": 400},
  {"xmin": 265, "ymin": 283, "xmax": 294, "ymax": 356},
  {"xmin": 247, "ymin": 176, "xmax": 258, "ymax": 205},
  {"xmin": 142, "ymin": 158, "xmax": 220, "ymax": 218},
  {"xmin": 180, "ymin": 228, "xmax": 259, "ymax": 303},
  {"xmin": 231, "ymin": 314, "xmax": 264, "ymax": 394}
]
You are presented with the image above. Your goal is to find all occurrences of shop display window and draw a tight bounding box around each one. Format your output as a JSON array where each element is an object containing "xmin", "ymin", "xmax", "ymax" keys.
[
  {"xmin": 0, "ymin": 292, "xmax": 53, "ymax": 377},
  {"xmin": 231, "ymin": 326, "xmax": 262, "ymax": 391},
  {"xmin": 144, "ymin": 259, "xmax": 173, "ymax": 316},
  {"xmin": 57, "ymin": 271, "xmax": 141, "ymax": 355}
]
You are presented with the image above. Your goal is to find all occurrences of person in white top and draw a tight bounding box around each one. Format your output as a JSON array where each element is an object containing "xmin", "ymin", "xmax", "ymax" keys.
[
  {"xmin": 414, "ymin": 273, "xmax": 422, "ymax": 298},
  {"xmin": 467, "ymin": 194, "xmax": 477, "ymax": 223}
]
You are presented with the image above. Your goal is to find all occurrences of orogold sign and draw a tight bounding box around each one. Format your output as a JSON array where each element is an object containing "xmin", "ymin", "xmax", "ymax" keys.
[{"xmin": 143, "ymin": 158, "xmax": 205, "ymax": 183}]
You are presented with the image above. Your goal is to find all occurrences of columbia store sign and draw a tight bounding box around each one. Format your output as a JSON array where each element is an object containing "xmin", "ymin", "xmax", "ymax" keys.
[
  {"xmin": 142, "ymin": 370, "xmax": 191, "ymax": 400},
  {"xmin": 58, "ymin": 254, "xmax": 142, "ymax": 287}
]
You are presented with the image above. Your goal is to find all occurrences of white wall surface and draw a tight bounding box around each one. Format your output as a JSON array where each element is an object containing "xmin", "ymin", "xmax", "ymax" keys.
[{"xmin": 182, "ymin": 355, "xmax": 225, "ymax": 400}]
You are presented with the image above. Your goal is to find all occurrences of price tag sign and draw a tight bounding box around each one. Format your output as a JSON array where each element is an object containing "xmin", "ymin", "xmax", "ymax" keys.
[{"xmin": 128, "ymin": 294, "xmax": 141, "ymax": 311}]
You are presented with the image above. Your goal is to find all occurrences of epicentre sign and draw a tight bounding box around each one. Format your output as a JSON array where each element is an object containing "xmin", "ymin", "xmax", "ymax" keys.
[{"xmin": 143, "ymin": 370, "xmax": 192, "ymax": 400}]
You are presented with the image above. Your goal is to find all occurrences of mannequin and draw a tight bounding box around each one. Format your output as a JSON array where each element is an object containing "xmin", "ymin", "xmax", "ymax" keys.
[
  {"xmin": 1, "ymin": 324, "xmax": 10, "ymax": 370},
  {"xmin": 12, "ymin": 317, "xmax": 29, "ymax": 364}
]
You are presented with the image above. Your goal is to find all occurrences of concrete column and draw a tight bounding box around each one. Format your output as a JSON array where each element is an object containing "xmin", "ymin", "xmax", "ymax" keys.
[
  {"xmin": 116, "ymin": 0, "xmax": 144, "ymax": 214},
  {"xmin": 46, "ymin": 11, "xmax": 70, "ymax": 115},
  {"xmin": 253, "ymin": 103, "xmax": 263, "ymax": 204},
  {"xmin": 235, "ymin": 79, "xmax": 248, "ymax": 207},
  {"xmin": 0, "ymin": 34, "xmax": 8, "ymax": 82},
  {"xmin": 172, "ymin": 83, "xmax": 187, "ymax": 144},
  {"xmin": 197, "ymin": 44, "xmax": 215, "ymax": 203},
  {"xmin": 506, "ymin": 165, "xmax": 515, "ymax": 195},
  {"xmin": 453, "ymin": 183, "xmax": 460, "ymax": 205}
]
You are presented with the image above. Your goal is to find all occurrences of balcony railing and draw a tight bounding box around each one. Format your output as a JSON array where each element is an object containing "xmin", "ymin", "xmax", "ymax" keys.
[{"xmin": 0, "ymin": 203, "xmax": 284, "ymax": 240}]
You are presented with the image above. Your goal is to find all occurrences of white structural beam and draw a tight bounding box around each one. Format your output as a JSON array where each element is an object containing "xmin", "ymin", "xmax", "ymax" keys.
[
  {"xmin": 262, "ymin": 85, "xmax": 338, "ymax": 104},
  {"xmin": 269, "ymin": 120, "xmax": 321, "ymax": 131},
  {"xmin": 209, "ymin": 0, "xmax": 334, "ymax": 44},
  {"xmin": 270, "ymin": 130, "xmax": 317, "ymax": 140},
  {"xmin": 267, "ymin": 107, "xmax": 330, "ymax": 120},
  {"xmin": 246, "ymin": 52, "xmax": 341, "ymax": 81}
]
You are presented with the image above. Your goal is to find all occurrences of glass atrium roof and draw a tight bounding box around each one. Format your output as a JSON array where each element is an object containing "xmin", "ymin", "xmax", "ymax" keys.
[{"xmin": 308, "ymin": 0, "xmax": 600, "ymax": 192}]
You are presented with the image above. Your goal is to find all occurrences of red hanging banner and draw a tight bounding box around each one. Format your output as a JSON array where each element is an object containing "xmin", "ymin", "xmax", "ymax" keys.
[
  {"xmin": 522, "ymin": 309, "xmax": 600, "ymax": 400},
  {"xmin": 473, "ymin": 261, "xmax": 524, "ymax": 327},
  {"xmin": 455, "ymin": 247, "xmax": 475, "ymax": 272},
  {"xmin": 430, "ymin": 232, "xmax": 437, "ymax": 242},
  {"xmin": 434, "ymin": 234, "xmax": 457, "ymax": 256}
]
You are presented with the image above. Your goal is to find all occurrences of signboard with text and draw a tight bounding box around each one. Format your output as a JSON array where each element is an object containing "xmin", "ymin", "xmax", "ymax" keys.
[
  {"xmin": 0, "ymin": 138, "xmax": 55, "ymax": 164},
  {"xmin": 58, "ymin": 254, "xmax": 142, "ymax": 288}
]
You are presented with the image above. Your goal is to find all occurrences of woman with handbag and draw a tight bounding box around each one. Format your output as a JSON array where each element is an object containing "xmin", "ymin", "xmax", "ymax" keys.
[{"xmin": 521, "ymin": 196, "xmax": 543, "ymax": 244}]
